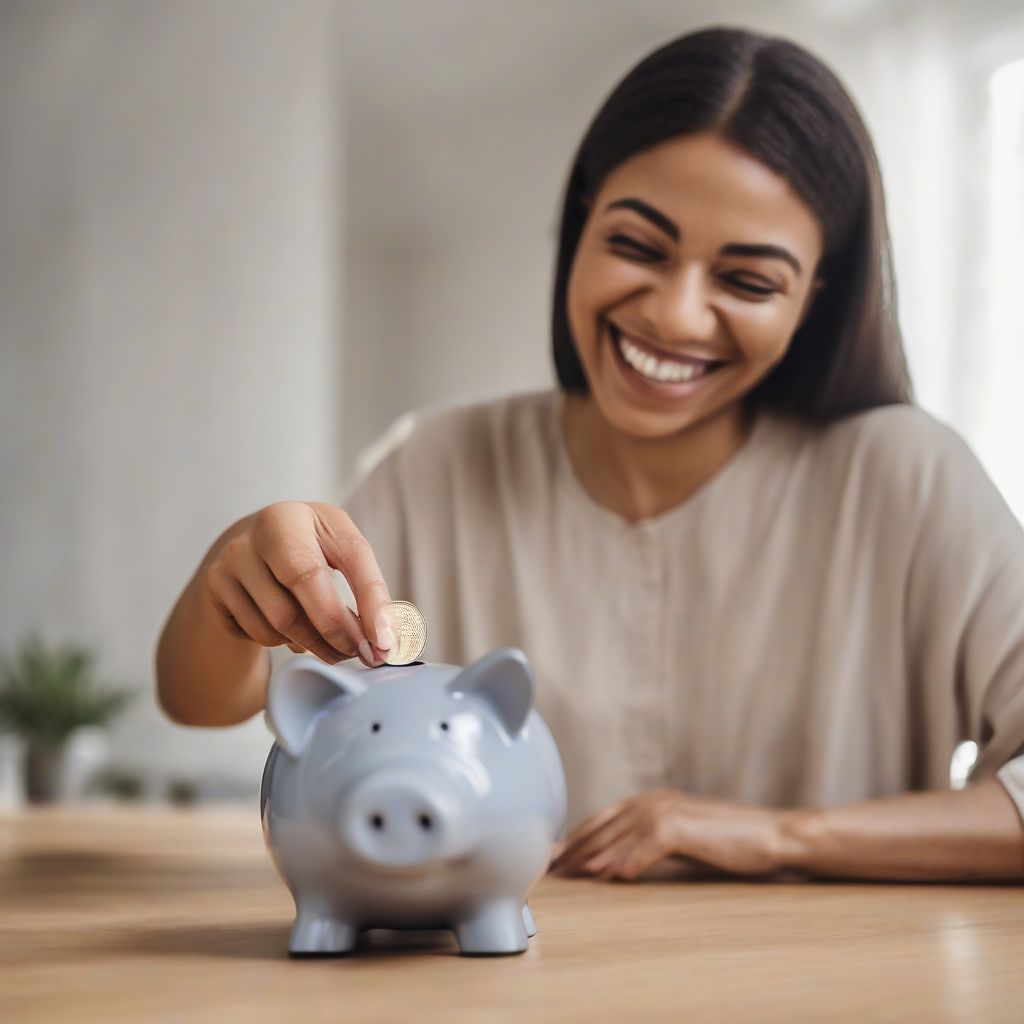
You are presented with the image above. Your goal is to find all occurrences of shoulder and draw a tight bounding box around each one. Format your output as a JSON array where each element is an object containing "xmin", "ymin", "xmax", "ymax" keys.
[
  {"xmin": 816, "ymin": 402, "xmax": 957, "ymax": 457},
  {"xmin": 808, "ymin": 403, "xmax": 1019, "ymax": 547},
  {"xmin": 757, "ymin": 402, "xmax": 968, "ymax": 499},
  {"xmin": 352, "ymin": 388, "xmax": 558, "ymax": 489},
  {"xmin": 754, "ymin": 402, "xmax": 1012, "ymax": 542},
  {"xmin": 407, "ymin": 387, "xmax": 555, "ymax": 451},
  {"xmin": 816, "ymin": 403, "xmax": 990, "ymax": 497}
]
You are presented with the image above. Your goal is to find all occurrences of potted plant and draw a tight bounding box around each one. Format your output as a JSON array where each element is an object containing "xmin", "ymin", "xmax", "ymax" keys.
[{"xmin": 0, "ymin": 633, "xmax": 135, "ymax": 803}]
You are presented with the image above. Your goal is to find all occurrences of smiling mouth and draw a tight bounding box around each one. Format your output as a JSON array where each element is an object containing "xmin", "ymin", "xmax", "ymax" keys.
[{"xmin": 606, "ymin": 321, "xmax": 729, "ymax": 386}]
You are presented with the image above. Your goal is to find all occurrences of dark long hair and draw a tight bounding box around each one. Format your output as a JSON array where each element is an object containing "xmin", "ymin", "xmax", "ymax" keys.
[{"xmin": 551, "ymin": 27, "xmax": 914, "ymax": 422}]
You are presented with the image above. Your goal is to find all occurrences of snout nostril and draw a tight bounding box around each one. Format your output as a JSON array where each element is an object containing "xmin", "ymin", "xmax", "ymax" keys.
[
  {"xmin": 370, "ymin": 813, "xmax": 385, "ymax": 830},
  {"xmin": 418, "ymin": 813, "xmax": 433, "ymax": 830}
]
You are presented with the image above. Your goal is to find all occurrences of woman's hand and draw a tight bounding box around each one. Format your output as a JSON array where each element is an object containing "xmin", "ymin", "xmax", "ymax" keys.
[
  {"xmin": 202, "ymin": 501, "xmax": 395, "ymax": 668},
  {"xmin": 548, "ymin": 789, "xmax": 786, "ymax": 882}
]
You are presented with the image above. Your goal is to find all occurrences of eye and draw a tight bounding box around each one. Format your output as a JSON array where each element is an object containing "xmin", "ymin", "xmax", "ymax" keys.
[
  {"xmin": 370, "ymin": 722, "xmax": 381, "ymax": 733},
  {"xmin": 606, "ymin": 233, "xmax": 665, "ymax": 264},
  {"xmin": 439, "ymin": 721, "xmax": 450, "ymax": 732},
  {"xmin": 721, "ymin": 274, "xmax": 779, "ymax": 297}
]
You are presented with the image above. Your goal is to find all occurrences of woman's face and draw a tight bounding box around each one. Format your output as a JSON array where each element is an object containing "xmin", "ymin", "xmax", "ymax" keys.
[{"xmin": 566, "ymin": 132, "xmax": 824, "ymax": 439}]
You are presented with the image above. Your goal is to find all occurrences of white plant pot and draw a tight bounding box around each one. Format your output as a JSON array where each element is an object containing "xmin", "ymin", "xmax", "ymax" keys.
[{"xmin": 0, "ymin": 734, "xmax": 26, "ymax": 811}]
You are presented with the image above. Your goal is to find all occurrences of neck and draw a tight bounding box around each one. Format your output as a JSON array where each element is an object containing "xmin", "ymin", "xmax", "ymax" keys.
[{"xmin": 561, "ymin": 395, "xmax": 756, "ymax": 524}]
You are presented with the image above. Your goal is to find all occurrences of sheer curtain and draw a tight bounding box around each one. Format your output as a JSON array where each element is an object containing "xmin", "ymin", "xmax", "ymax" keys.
[
  {"xmin": 853, "ymin": 1, "xmax": 1024, "ymax": 523},
  {"xmin": 848, "ymin": 0, "xmax": 1024, "ymax": 783},
  {"xmin": 974, "ymin": 53, "xmax": 1024, "ymax": 522}
]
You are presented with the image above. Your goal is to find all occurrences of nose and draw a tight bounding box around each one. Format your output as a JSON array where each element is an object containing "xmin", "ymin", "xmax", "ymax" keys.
[
  {"xmin": 648, "ymin": 263, "xmax": 717, "ymax": 346},
  {"xmin": 337, "ymin": 767, "xmax": 475, "ymax": 869}
]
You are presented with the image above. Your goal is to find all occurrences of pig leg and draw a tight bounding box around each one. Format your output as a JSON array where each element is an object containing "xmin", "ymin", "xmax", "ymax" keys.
[
  {"xmin": 288, "ymin": 900, "xmax": 358, "ymax": 956},
  {"xmin": 454, "ymin": 899, "xmax": 529, "ymax": 956},
  {"xmin": 522, "ymin": 903, "xmax": 537, "ymax": 937}
]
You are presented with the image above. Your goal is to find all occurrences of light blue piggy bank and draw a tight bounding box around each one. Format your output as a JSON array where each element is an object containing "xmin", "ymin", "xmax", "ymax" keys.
[{"xmin": 261, "ymin": 646, "xmax": 567, "ymax": 956}]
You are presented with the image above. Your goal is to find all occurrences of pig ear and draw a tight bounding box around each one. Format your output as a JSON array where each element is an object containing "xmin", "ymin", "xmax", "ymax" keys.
[
  {"xmin": 265, "ymin": 654, "xmax": 367, "ymax": 758},
  {"xmin": 446, "ymin": 647, "xmax": 534, "ymax": 740}
]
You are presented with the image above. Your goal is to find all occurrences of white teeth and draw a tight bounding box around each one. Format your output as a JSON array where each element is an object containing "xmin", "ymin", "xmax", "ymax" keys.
[{"xmin": 615, "ymin": 330, "xmax": 713, "ymax": 384}]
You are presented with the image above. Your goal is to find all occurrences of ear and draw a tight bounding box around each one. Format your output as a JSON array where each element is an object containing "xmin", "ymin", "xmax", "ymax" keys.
[
  {"xmin": 265, "ymin": 654, "xmax": 367, "ymax": 758},
  {"xmin": 446, "ymin": 647, "xmax": 535, "ymax": 740}
]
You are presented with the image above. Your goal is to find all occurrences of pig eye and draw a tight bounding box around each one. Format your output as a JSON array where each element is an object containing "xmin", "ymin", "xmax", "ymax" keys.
[
  {"xmin": 439, "ymin": 721, "xmax": 450, "ymax": 732},
  {"xmin": 370, "ymin": 722, "xmax": 382, "ymax": 733}
]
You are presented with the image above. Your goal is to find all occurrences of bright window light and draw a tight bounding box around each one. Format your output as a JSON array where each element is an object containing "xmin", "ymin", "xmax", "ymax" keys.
[
  {"xmin": 977, "ymin": 57, "xmax": 1024, "ymax": 523},
  {"xmin": 950, "ymin": 740, "xmax": 979, "ymax": 789}
]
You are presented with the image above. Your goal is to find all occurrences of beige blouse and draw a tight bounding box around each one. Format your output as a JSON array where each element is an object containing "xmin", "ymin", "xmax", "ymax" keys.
[{"xmin": 338, "ymin": 388, "xmax": 1024, "ymax": 831}]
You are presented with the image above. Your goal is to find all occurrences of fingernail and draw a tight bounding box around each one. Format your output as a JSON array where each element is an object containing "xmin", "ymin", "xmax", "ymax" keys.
[
  {"xmin": 375, "ymin": 612, "xmax": 395, "ymax": 651},
  {"xmin": 358, "ymin": 639, "xmax": 376, "ymax": 666}
]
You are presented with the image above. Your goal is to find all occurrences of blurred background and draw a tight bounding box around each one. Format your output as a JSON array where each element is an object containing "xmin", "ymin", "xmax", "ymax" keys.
[{"xmin": 1, "ymin": 0, "xmax": 1021, "ymax": 809}]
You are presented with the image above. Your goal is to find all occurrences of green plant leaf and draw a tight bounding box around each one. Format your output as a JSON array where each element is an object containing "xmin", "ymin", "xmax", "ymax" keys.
[{"xmin": 0, "ymin": 632, "xmax": 135, "ymax": 746}]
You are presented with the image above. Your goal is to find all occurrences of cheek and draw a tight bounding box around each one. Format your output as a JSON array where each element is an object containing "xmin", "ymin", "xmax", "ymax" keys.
[
  {"xmin": 718, "ymin": 298, "xmax": 802, "ymax": 364},
  {"xmin": 566, "ymin": 254, "xmax": 600, "ymax": 354},
  {"xmin": 567, "ymin": 251, "xmax": 635, "ymax": 350}
]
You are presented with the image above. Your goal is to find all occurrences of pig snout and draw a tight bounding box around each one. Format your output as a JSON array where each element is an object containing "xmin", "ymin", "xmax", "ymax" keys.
[{"xmin": 337, "ymin": 765, "xmax": 479, "ymax": 870}]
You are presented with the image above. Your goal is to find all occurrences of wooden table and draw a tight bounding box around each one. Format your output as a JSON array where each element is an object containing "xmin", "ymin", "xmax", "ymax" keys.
[{"xmin": 2, "ymin": 807, "xmax": 1023, "ymax": 1023}]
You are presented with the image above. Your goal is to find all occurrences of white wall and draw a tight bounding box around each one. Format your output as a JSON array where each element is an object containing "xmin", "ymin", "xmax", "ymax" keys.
[
  {"xmin": 3, "ymin": 0, "xmax": 1021, "ymax": 803},
  {"xmin": 0, "ymin": 0, "xmax": 344, "ymax": 800}
]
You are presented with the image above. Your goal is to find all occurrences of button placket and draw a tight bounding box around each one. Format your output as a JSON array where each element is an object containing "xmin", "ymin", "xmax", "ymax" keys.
[{"xmin": 620, "ymin": 529, "xmax": 664, "ymax": 782}]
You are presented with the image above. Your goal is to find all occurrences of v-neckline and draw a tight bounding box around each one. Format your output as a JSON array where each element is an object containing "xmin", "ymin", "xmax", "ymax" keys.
[{"xmin": 550, "ymin": 390, "xmax": 772, "ymax": 537}]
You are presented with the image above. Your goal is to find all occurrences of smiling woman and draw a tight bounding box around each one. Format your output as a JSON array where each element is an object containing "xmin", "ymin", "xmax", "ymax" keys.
[
  {"xmin": 564, "ymin": 132, "xmax": 828, "ymax": 491},
  {"xmin": 552, "ymin": 30, "xmax": 910, "ymax": 426},
  {"xmin": 157, "ymin": 26, "xmax": 1024, "ymax": 885}
]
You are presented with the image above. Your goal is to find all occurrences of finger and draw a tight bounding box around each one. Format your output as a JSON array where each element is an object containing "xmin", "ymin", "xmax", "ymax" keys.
[
  {"xmin": 308, "ymin": 503, "xmax": 395, "ymax": 651},
  {"xmin": 230, "ymin": 542, "xmax": 359, "ymax": 662},
  {"xmin": 206, "ymin": 560, "xmax": 258, "ymax": 639},
  {"xmin": 214, "ymin": 577, "xmax": 294, "ymax": 649},
  {"xmin": 597, "ymin": 842, "xmax": 655, "ymax": 882},
  {"xmin": 582, "ymin": 836, "xmax": 632, "ymax": 877},
  {"xmin": 555, "ymin": 800, "xmax": 624, "ymax": 855},
  {"xmin": 253, "ymin": 504, "xmax": 371, "ymax": 656},
  {"xmin": 557, "ymin": 832, "xmax": 635, "ymax": 879},
  {"xmin": 208, "ymin": 593, "xmax": 250, "ymax": 640},
  {"xmin": 554, "ymin": 820, "xmax": 634, "ymax": 874},
  {"xmin": 551, "ymin": 810, "xmax": 632, "ymax": 871},
  {"xmin": 350, "ymin": 610, "xmax": 387, "ymax": 667},
  {"xmin": 238, "ymin": 582, "xmax": 351, "ymax": 665},
  {"xmin": 323, "ymin": 606, "xmax": 380, "ymax": 666},
  {"xmin": 582, "ymin": 830, "xmax": 660, "ymax": 882}
]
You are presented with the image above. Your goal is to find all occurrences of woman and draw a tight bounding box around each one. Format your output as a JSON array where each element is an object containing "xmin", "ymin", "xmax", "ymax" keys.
[{"xmin": 156, "ymin": 27, "xmax": 1024, "ymax": 882}]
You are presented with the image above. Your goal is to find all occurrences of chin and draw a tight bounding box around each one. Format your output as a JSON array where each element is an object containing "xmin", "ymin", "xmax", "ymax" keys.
[{"xmin": 591, "ymin": 394, "xmax": 711, "ymax": 441}]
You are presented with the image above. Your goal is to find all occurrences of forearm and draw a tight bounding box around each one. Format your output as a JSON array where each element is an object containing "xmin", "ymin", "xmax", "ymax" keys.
[
  {"xmin": 155, "ymin": 524, "xmax": 268, "ymax": 727},
  {"xmin": 776, "ymin": 777, "xmax": 1024, "ymax": 882}
]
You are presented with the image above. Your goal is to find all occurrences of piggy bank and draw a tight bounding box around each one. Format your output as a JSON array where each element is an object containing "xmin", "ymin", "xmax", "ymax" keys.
[{"xmin": 260, "ymin": 646, "xmax": 567, "ymax": 956}]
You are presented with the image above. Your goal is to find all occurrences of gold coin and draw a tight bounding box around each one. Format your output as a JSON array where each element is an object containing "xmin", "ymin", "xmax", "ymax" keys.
[{"xmin": 379, "ymin": 600, "xmax": 427, "ymax": 665}]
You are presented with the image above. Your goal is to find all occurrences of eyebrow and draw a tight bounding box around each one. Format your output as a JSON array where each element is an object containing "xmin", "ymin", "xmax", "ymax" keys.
[{"xmin": 602, "ymin": 197, "xmax": 804, "ymax": 276}]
